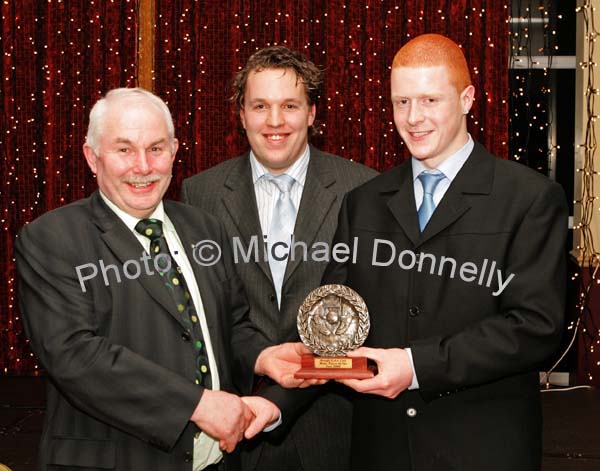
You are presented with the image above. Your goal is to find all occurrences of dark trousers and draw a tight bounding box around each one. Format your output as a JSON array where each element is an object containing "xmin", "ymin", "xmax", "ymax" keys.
[{"xmin": 251, "ymin": 440, "xmax": 304, "ymax": 471}]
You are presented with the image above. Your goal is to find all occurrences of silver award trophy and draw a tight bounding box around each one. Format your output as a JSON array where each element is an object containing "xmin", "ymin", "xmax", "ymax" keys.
[{"xmin": 295, "ymin": 284, "xmax": 374, "ymax": 379}]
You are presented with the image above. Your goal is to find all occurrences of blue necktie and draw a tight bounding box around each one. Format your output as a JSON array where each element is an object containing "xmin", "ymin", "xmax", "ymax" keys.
[
  {"xmin": 267, "ymin": 174, "xmax": 297, "ymax": 307},
  {"xmin": 417, "ymin": 170, "xmax": 445, "ymax": 232}
]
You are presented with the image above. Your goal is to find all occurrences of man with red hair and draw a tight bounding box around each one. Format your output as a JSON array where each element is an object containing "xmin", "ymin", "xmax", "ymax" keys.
[{"xmin": 323, "ymin": 34, "xmax": 568, "ymax": 470}]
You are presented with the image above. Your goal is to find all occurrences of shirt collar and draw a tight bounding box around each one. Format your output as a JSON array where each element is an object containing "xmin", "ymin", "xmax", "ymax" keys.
[
  {"xmin": 99, "ymin": 191, "xmax": 166, "ymax": 232},
  {"xmin": 249, "ymin": 144, "xmax": 310, "ymax": 187},
  {"xmin": 411, "ymin": 134, "xmax": 474, "ymax": 182}
]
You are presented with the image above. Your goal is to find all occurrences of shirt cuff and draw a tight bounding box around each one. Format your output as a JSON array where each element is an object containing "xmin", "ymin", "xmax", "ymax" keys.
[
  {"xmin": 405, "ymin": 348, "xmax": 419, "ymax": 390},
  {"xmin": 262, "ymin": 412, "xmax": 282, "ymax": 432}
]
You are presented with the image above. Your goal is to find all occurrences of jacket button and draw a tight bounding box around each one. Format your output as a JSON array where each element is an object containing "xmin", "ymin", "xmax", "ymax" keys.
[
  {"xmin": 408, "ymin": 306, "xmax": 420, "ymax": 317},
  {"xmin": 269, "ymin": 294, "xmax": 276, "ymax": 302},
  {"xmin": 406, "ymin": 407, "xmax": 417, "ymax": 418},
  {"xmin": 181, "ymin": 331, "xmax": 192, "ymax": 342},
  {"xmin": 184, "ymin": 451, "xmax": 193, "ymax": 462}
]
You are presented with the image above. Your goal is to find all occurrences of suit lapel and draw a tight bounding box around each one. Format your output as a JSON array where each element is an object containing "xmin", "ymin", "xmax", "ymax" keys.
[
  {"xmin": 285, "ymin": 147, "xmax": 337, "ymax": 283},
  {"xmin": 417, "ymin": 143, "xmax": 494, "ymax": 247},
  {"xmin": 383, "ymin": 142, "xmax": 495, "ymax": 248},
  {"xmin": 221, "ymin": 155, "xmax": 273, "ymax": 282},
  {"xmin": 416, "ymin": 187, "xmax": 471, "ymax": 248},
  {"xmin": 166, "ymin": 203, "xmax": 219, "ymax": 334},
  {"xmin": 384, "ymin": 165, "xmax": 421, "ymax": 246},
  {"xmin": 90, "ymin": 193, "xmax": 189, "ymax": 331}
]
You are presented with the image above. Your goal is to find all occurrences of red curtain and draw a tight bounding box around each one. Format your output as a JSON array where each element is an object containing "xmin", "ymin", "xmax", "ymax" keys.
[
  {"xmin": 1, "ymin": 0, "xmax": 508, "ymax": 374},
  {"xmin": 154, "ymin": 0, "xmax": 509, "ymax": 198},
  {"xmin": 0, "ymin": 0, "xmax": 138, "ymax": 374}
]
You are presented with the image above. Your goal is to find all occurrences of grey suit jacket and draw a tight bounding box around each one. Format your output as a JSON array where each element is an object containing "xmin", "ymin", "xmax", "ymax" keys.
[
  {"xmin": 182, "ymin": 146, "xmax": 377, "ymax": 471},
  {"xmin": 16, "ymin": 192, "xmax": 269, "ymax": 471}
]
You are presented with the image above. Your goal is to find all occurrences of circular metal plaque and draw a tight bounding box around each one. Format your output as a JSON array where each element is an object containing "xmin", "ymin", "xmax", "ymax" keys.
[{"xmin": 297, "ymin": 284, "xmax": 370, "ymax": 357}]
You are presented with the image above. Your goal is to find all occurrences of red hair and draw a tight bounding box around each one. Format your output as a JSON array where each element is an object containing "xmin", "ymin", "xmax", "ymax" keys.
[{"xmin": 392, "ymin": 34, "xmax": 472, "ymax": 92}]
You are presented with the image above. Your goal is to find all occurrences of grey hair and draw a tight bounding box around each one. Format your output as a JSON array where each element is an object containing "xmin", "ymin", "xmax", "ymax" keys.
[{"xmin": 85, "ymin": 88, "xmax": 175, "ymax": 154}]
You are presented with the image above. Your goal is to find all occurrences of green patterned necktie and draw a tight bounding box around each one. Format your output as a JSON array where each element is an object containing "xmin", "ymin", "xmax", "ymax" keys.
[{"xmin": 135, "ymin": 218, "xmax": 212, "ymax": 388}]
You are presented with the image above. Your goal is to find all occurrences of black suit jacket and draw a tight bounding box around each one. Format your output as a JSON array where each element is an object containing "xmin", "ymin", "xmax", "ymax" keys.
[
  {"xmin": 322, "ymin": 143, "xmax": 568, "ymax": 471},
  {"xmin": 182, "ymin": 146, "xmax": 377, "ymax": 471},
  {"xmin": 15, "ymin": 191, "xmax": 270, "ymax": 471}
]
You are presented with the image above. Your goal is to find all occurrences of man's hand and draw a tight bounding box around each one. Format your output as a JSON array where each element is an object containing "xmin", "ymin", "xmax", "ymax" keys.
[
  {"xmin": 240, "ymin": 396, "xmax": 281, "ymax": 439},
  {"xmin": 190, "ymin": 389, "xmax": 253, "ymax": 453},
  {"xmin": 336, "ymin": 347, "xmax": 413, "ymax": 399},
  {"xmin": 254, "ymin": 342, "xmax": 327, "ymax": 388}
]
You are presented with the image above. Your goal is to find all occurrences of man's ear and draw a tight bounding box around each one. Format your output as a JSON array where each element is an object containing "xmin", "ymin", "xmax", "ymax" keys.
[
  {"xmin": 171, "ymin": 138, "xmax": 179, "ymax": 161},
  {"xmin": 83, "ymin": 143, "xmax": 98, "ymax": 174},
  {"xmin": 308, "ymin": 104, "xmax": 316, "ymax": 127},
  {"xmin": 239, "ymin": 107, "xmax": 247, "ymax": 130},
  {"xmin": 461, "ymin": 85, "xmax": 475, "ymax": 114}
]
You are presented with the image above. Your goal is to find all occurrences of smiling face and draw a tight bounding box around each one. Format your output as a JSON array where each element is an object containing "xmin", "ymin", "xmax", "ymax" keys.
[
  {"xmin": 83, "ymin": 99, "xmax": 178, "ymax": 218},
  {"xmin": 239, "ymin": 68, "xmax": 316, "ymax": 174},
  {"xmin": 391, "ymin": 65, "xmax": 474, "ymax": 169}
]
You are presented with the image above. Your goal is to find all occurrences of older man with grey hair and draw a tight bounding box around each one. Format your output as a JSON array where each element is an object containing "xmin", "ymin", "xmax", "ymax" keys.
[{"xmin": 16, "ymin": 87, "xmax": 308, "ymax": 471}]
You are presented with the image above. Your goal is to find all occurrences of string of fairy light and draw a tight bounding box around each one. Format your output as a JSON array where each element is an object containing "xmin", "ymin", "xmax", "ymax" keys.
[
  {"xmin": 573, "ymin": 1, "xmax": 600, "ymax": 383},
  {"xmin": 1, "ymin": 1, "xmax": 139, "ymax": 374},
  {"xmin": 508, "ymin": 2, "xmax": 600, "ymax": 385},
  {"xmin": 0, "ymin": 2, "xmax": 509, "ymax": 374},
  {"xmin": 509, "ymin": 1, "xmax": 559, "ymax": 173}
]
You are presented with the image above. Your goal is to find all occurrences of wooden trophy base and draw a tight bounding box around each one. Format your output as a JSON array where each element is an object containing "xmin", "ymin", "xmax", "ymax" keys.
[{"xmin": 294, "ymin": 354, "xmax": 375, "ymax": 380}]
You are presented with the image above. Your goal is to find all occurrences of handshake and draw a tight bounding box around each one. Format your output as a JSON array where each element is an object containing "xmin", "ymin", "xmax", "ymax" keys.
[{"xmin": 189, "ymin": 342, "xmax": 323, "ymax": 452}]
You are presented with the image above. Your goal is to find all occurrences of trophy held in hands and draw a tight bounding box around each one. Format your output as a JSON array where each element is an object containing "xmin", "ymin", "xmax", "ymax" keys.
[{"xmin": 295, "ymin": 284, "xmax": 374, "ymax": 379}]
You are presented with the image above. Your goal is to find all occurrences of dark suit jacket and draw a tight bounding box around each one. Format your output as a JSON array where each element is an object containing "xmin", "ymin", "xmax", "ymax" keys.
[
  {"xmin": 182, "ymin": 146, "xmax": 377, "ymax": 471},
  {"xmin": 15, "ymin": 191, "xmax": 270, "ymax": 471},
  {"xmin": 322, "ymin": 143, "xmax": 568, "ymax": 471}
]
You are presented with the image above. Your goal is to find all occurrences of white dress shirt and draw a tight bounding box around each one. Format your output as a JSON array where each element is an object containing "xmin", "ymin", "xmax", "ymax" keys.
[
  {"xmin": 99, "ymin": 192, "xmax": 222, "ymax": 470},
  {"xmin": 406, "ymin": 134, "xmax": 474, "ymax": 390}
]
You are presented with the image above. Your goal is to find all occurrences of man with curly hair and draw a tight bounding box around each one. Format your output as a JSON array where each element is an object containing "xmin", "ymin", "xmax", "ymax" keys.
[{"xmin": 183, "ymin": 46, "xmax": 377, "ymax": 471}]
